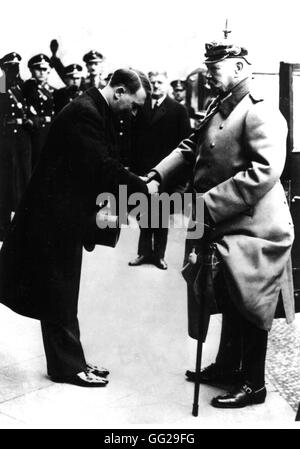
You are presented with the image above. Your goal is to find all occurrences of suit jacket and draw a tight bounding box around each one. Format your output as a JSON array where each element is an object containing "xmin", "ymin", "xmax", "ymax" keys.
[
  {"xmin": 130, "ymin": 95, "xmax": 191, "ymax": 190},
  {"xmin": 0, "ymin": 87, "xmax": 147, "ymax": 325},
  {"xmin": 153, "ymin": 78, "xmax": 294, "ymax": 334}
]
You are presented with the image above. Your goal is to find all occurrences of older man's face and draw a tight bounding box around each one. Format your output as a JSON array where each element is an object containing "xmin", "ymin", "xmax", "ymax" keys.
[
  {"xmin": 149, "ymin": 73, "xmax": 168, "ymax": 99},
  {"xmin": 205, "ymin": 59, "xmax": 237, "ymax": 93}
]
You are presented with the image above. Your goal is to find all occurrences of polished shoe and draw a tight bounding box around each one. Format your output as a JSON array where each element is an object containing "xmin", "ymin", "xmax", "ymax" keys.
[
  {"xmin": 185, "ymin": 363, "xmax": 243, "ymax": 387},
  {"xmin": 211, "ymin": 384, "xmax": 267, "ymax": 408},
  {"xmin": 128, "ymin": 255, "xmax": 151, "ymax": 266},
  {"xmin": 51, "ymin": 370, "xmax": 109, "ymax": 387},
  {"xmin": 86, "ymin": 362, "xmax": 109, "ymax": 378},
  {"xmin": 153, "ymin": 258, "xmax": 168, "ymax": 270}
]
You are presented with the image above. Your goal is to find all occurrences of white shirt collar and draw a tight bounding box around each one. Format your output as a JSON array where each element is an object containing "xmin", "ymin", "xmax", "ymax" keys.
[
  {"xmin": 151, "ymin": 94, "xmax": 166, "ymax": 108},
  {"xmin": 99, "ymin": 89, "xmax": 109, "ymax": 106}
]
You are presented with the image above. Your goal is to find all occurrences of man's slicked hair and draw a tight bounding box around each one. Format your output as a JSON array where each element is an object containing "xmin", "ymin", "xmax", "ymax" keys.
[{"xmin": 109, "ymin": 68, "xmax": 152, "ymax": 96}]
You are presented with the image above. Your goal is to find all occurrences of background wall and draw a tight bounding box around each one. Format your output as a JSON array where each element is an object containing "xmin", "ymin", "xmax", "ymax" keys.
[{"xmin": 0, "ymin": 0, "xmax": 299, "ymax": 87}]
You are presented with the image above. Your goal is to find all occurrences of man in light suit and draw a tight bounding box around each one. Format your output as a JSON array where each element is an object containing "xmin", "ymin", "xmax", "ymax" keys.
[
  {"xmin": 129, "ymin": 70, "xmax": 191, "ymax": 269},
  {"xmin": 147, "ymin": 41, "xmax": 294, "ymax": 407}
]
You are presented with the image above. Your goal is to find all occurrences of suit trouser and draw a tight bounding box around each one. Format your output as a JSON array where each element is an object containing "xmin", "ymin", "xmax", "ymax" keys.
[
  {"xmin": 41, "ymin": 319, "xmax": 86, "ymax": 377},
  {"xmin": 214, "ymin": 280, "xmax": 268, "ymax": 389},
  {"xmin": 138, "ymin": 227, "xmax": 169, "ymax": 259}
]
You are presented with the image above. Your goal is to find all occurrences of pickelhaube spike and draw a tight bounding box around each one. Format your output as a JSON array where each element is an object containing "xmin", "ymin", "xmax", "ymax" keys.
[{"xmin": 223, "ymin": 18, "xmax": 231, "ymax": 40}]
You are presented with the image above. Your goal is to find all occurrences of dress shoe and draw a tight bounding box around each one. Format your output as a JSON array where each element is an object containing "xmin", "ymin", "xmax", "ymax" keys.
[
  {"xmin": 51, "ymin": 370, "xmax": 109, "ymax": 387},
  {"xmin": 211, "ymin": 384, "xmax": 267, "ymax": 408},
  {"xmin": 185, "ymin": 363, "xmax": 243, "ymax": 388},
  {"xmin": 86, "ymin": 362, "xmax": 109, "ymax": 378},
  {"xmin": 153, "ymin": 258, "xmax": 168, "ymax": 270},
  {"xmin": 83, "ymin": 242, "xmax": 95, "ymax": 252},
  {"xmin": 128, "ymin": 255, "xmax": 151, "ymax": 266}
]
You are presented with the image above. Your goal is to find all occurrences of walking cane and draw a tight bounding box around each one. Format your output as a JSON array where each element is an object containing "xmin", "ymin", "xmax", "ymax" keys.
[
  {"xmin": 192, "ymin": 328, "xmax": 204, "ymax": 416},
  {"xmin": 191, "ymin": 243, "xmax": 218, "ymax": 416}
]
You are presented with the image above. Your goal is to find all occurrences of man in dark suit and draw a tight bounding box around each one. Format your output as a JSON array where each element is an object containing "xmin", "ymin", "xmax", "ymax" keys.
[
  {"xmin": 0, "ymin": 52, "xmax": 32, "ymax": 241},
  {"xmin": 53, "ymin": 64, "xmax": 84, "ymax": 114},
  {"xmin": 0, "ymin": 69, "xmax": 152, "ymax": 387},
  {"xmin": 22, "ymin": 54, "xmax": 56, "ymax": 168},
  {"xmin": 129, "ymin": 70, "xmax": 191, "ymax": 270}
]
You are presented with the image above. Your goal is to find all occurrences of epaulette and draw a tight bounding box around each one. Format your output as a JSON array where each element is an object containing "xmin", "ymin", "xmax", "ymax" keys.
[{"xmin": 249, "ymin": 92, "xmax": 264, "ymax": 104}]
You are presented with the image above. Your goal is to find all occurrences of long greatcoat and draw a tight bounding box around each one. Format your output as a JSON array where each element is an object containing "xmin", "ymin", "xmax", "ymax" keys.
[
  {"xmin": 153, "ymin": 78, "xmax": 294, "ymax": 336},
  {"xmin": 0, "ymin": 87, "xmax": 147, "ymax": 325}
]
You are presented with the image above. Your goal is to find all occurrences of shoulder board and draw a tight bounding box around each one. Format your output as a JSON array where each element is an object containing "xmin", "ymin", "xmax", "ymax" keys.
[{"xmin": 249, "ymin": 92, "xmax": 264, "ymax": 104}]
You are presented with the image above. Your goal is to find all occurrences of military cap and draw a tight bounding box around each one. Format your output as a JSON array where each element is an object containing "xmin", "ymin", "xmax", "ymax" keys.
[
  {"xmin": 64, "ymin": 64, "xmax": 83, "ymax": 77},
  {"xmin": 28, "ymin": 54, "xmax": 51, "ymax": 69},
  {"xmin": 204, "ymin": 41, "xmax": 251, "ymax": 64},
  {"xmin": 170, "ymin": 79, "xmax": 186, "ymax": 91},
  {"xmin": 0, "ymin": 52, "xmax": 21, "ymax": 67},
  {"xmin": 83, "ymin": 50, "xmax": 103, "ymax": 63}
]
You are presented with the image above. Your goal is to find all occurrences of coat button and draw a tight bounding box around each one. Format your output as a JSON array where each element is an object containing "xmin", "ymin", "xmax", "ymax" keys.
[{"xmin": 210, "ymin": 142, "xmax": 215, "ymax": 148}]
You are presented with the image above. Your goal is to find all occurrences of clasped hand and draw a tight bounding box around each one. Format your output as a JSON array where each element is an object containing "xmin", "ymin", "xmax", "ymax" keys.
[{"xmin": 139, "ymin": 176, "xmax": 160, "ymax": 195}]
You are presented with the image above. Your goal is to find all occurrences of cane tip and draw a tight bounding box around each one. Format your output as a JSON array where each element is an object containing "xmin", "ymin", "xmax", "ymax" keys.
[{"xmin": 192, "ymin": 404, "xmax": 199, "ymax": 417}]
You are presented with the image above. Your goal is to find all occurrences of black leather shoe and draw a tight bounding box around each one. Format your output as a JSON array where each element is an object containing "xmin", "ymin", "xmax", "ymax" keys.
[
  {"xmin": 51, "ymin": 371, "xmax": 109, "ymax": 387},
  {"xmin": 211, "ymin": 384, "xmax": 267, "ymax": 408},
  {"xmin": 86, "ymin": 363, "xmax": 109, "ymax": 378},
  {"xmin": 154, "ymin": 258, "xmax": 168, "ymax": 270},
  {"xmin": 185, "ymin": 363, "xmax": 243, "ymax": 387},
  {"xmin": 128, "ymin": 255, "xmax": 151, "ymax": 266}
]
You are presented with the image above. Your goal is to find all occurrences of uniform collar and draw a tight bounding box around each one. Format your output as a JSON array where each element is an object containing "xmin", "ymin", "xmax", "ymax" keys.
[{"xmin": 218, "ymin": 77, "xmax": 251, "ymax": 118}]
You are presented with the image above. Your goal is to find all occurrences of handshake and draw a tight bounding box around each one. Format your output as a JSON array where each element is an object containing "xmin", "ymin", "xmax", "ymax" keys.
[{"xmin": 139, "ymin": 174, "xmax": 160, "ymax": 195}]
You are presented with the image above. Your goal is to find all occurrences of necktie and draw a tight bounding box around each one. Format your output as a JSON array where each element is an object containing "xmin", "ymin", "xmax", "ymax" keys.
[{"xmin": 151, "ymin": 100, "xmax": 159, "ymax": 117}]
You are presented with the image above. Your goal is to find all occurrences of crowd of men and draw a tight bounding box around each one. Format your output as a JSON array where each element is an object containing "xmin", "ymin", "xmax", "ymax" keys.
[{"xmin": 0, "ymin": 41, "xmax": 192, "ymax": 244}]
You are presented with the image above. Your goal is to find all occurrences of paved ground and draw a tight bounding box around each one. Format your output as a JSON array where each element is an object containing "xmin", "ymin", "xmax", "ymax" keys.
[{"xmin": 0, "ymin": 217, "xmax": 299, "ymax": 429}]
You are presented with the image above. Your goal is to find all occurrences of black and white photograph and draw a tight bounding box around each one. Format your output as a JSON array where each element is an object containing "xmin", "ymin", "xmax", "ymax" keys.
[{"xmin": 0, "ymin": 0, "xmax": 299, "ymax": 432}]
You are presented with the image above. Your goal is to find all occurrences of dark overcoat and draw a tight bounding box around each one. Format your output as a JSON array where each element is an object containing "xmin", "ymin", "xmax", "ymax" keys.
[
  {"xmin": 153, "ymin": 78, "xmax": 295, "ymax": 335},
  {"xmin": 130, "ymin": 95, "xmax": 191, "ymax": 191},
  {"xmin": 53, "ymin": 86, "xmax": 83, "ymax": 115},
  {"xmin": 0, "ymin": 87, "xmax": 147, "ymax": 325}
]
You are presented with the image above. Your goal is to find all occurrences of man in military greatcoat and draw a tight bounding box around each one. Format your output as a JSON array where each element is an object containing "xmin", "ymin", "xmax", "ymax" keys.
[{"xmin": 147, "ymin": 40, "xmax": 295, "ymax": 408}]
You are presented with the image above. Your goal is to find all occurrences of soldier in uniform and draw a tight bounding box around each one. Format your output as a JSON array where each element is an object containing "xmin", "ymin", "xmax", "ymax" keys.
[
  {"xmin": 147, "ymin": 39, "xmax": 295, "ymax": 408},
  {"xmin": 0, "ymin": 52, "xmax": 32, "ymax": 240},
  {"xmin": 22, "ymin": 54, "xmax": 56, "ymax": 168},
  {"xmin": 53, "ymin": 64, "xmax": 83, "ymax": 114},
  {"xmin": 170, "ymin": 79, "xmax": 187, "ymax": 105},
  {"xmin": 50, "ymin": 40, "xmax": 106, "ymax": 90},
  {"xmin": 81, "ymin": 50, "xmax": 106, "ymax": 90}
]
